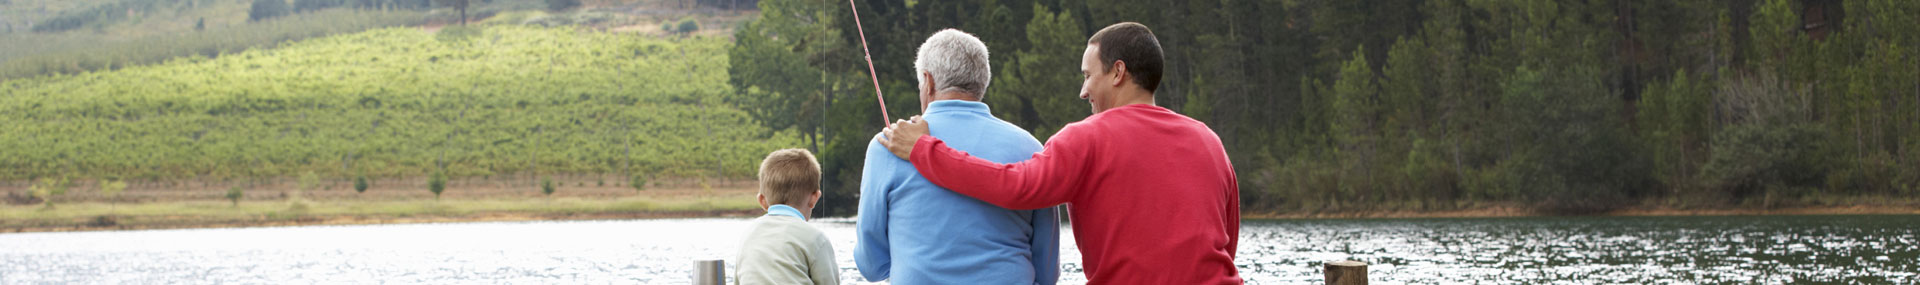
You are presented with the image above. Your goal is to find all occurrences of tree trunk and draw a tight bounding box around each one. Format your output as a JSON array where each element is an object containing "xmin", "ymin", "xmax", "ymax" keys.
[
  {"xmin": 1728, "ymin": 0, "xmax": 1754, "ymax": 68},
  {"xmin": 1445, "ymin": 119, "xmax": 1465, "ymax": 197},
  {"xmin": 1678, "ymin": 140, "xmax": 1690, "ymax": 195},
  {"xmin": 624, "ymin": 125, "xmax": 633, "ymax": 177}
]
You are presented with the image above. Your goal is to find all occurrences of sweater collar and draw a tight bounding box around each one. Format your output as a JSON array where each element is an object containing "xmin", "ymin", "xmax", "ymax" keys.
[{"xmin": 926, "ymin": 100, "xmax": 992, "ymax": 116}]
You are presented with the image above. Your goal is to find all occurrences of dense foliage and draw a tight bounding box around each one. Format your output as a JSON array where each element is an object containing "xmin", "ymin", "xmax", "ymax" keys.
[
  {"xmin": 730, "ymin": 0, "xmax": 1920, "ymax": 215},
  {"xmin": 1, "ymin": 26, "xmax": 799, "ymax": 184}
]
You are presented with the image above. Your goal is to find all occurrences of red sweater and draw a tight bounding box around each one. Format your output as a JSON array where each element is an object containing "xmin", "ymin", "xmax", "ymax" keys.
[{"xmin": 909, "ymin": 104, "xmax": 1241, "ymax": 284}]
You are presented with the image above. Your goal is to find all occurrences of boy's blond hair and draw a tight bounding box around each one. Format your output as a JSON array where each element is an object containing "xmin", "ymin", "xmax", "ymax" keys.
[{"xmin": 758, "ymin": 148, "xmax": 821, "ymax": 205}]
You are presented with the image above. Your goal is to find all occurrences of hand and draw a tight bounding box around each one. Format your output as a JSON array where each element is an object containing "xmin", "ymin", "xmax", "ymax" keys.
[{"xmin": 878, "ymin": 116, "xmax": 929, "ymax": 160}]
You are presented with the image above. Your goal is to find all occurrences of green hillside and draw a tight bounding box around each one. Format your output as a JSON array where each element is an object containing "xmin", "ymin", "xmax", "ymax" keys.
[{"xmin": 0, "ymin": 25, "xmax": 798, "ymax": 182}]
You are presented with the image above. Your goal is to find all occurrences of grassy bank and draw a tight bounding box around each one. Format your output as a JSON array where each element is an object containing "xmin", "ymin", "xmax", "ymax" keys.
[{"xmin": 1, "ymin": 25, "xmax": 799, "ymax": 182}]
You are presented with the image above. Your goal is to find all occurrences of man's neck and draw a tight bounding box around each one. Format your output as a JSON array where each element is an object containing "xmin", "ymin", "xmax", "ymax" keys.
[
  {"xmin": 1113, "ymin": 88, "xmax": 1155, "ymax": 107},
  {"xmin": 932, "ymin": 91, "xmax": 978, "ymax": 102}
]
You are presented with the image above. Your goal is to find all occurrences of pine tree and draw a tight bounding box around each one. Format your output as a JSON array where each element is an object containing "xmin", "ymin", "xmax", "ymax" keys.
[{"xmin": 1330, "ymin": 46, "xmax": 1380, "ymax": 205}]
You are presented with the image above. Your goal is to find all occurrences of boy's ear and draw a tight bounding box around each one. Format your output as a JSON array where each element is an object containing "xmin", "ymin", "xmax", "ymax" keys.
[
  {"xmin": 756, "ymin": 193, "xmax": 769, "ymax": 211},
  {"xmin": 810, "ymin": 190, "xmax": 822, "ymax": 203}
]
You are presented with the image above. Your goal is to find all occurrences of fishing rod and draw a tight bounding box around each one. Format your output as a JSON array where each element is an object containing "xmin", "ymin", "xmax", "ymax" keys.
[{"xmin": 847, "ymin": 0, "xmax": 891, "ymax": 125}]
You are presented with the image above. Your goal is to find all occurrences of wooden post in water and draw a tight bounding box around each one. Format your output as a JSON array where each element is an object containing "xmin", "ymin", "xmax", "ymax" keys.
[{"xmin": 1324, "ymin": 260, "xmax": 1368, "ymax": 285}]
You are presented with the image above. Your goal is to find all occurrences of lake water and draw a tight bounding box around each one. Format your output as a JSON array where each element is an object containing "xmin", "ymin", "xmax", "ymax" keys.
[{"xmin": 2, "ymin": 215, "xmax": 1916, "ymax": 284}]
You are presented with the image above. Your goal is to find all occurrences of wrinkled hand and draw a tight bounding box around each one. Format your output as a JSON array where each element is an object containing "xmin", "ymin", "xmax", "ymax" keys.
[{"xmin": 878, "ymin": 116, "xmax": 929, "ymax": 160}]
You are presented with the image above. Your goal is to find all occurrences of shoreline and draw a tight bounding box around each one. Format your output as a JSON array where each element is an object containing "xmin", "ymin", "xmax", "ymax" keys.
[
  {"xmin": 4, "ymin": 209, "xmax": 764, "ymax": 234},
  {"xmin": 2, "ymin": 184, "xmax": 771, "ymax": 233}
]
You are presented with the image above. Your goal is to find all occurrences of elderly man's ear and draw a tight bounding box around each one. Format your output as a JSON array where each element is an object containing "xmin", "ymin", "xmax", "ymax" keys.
[
  {"xmin": 918, "ymin": 71, "xmax": 936, "ymax": 111},
  {"xmin": 921, "ymin": 71, "xmax": 936, "ymax": 95}
]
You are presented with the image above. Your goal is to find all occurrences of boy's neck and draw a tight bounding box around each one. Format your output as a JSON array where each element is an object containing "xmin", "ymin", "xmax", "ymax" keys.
[{"xmin": 766, "ymin": 204, "xmax": 809, "ymax": 220}]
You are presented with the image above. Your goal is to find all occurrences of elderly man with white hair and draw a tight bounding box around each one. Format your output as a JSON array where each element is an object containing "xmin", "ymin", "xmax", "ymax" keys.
[{"xmin": 854, "ymin": 29, "xmax": 1059, "ymax": 284}]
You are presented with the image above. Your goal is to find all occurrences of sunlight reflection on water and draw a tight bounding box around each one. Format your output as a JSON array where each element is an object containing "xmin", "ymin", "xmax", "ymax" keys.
[
  {"xmin": 1, "ymin": 215, "xmax": 1915, "ymax": 284},
  {"xmin": 1234, "ymin": 215, "xmax": 1920, "ymax": 284}
]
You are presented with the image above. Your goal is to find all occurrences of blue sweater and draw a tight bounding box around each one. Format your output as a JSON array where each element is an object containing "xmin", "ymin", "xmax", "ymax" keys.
[{"xmin": 855, "ymin": 100, "xmax": 1059, "ymax": 284}]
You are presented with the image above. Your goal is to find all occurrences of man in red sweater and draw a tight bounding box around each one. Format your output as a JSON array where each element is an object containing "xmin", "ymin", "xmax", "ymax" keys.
[{"xmin": 878, "ymin": 22, "xmax": 1241, "ymax": 284}]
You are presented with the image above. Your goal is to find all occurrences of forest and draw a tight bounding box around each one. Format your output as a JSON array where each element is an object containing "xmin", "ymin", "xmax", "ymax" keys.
[{"xmin": 726, "ymin": 0, "xmax": 1919, "ymax": 215}]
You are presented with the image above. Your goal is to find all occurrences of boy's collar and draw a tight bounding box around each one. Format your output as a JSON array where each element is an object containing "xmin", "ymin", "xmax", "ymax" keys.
[{"xmin": 766, "ymin": 204, "xmax": 806, "ymax": 221}]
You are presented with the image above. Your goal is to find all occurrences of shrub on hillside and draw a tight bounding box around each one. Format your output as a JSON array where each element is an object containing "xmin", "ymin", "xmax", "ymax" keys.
[
  {"xmin": 541, "ymin": 176, "xmax": 556, "ymax": 196},
  {"xmin": 226, "ymin": 186, "xmax": 245, "ymax": 206},
  {"xmin": 428, "ymin": 171, "xmax": 447, "ymax": 199},
  {"xmin": 676, "ymin": 18, "xmax": 700, "ymax": 34}
]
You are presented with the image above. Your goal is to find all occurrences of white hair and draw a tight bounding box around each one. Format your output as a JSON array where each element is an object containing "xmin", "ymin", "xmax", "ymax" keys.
[{"xmin": 913, "ymin": 29, "xmax": 991, "ymax": 98}]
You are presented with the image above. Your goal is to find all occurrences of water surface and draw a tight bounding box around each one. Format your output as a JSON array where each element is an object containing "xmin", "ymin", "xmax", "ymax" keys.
[{"xmin": 2, "ymin": 215, "xmax": 1914, "ymax": 284}]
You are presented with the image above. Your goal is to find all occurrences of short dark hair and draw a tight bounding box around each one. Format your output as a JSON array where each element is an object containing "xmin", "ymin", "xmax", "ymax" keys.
[{"xmin": 1088, "ymin": 22, "xmax": 1164, "ymax": 93}]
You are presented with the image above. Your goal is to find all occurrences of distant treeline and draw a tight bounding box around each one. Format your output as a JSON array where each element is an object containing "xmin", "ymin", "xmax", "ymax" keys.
[
  {"xmin": 0, "ymin": 0, "xmax": 591, "ymax": 80},
  {"xmin": 249, "ymin": 0, "xmax": 436, "ymax": 22},
  {"xmin": 31, "ymin": 0, "xmax": 208, "ymax": 33},
  {"xmin": 24, "ymin": 0, "xmax": 431, "ymax": 33},
  {"xmin": 0, "ymin": 9, "xmax": 426, "ymax": 80},
  {"xmin": 727, "ymin": 0, "xmax": 1919, "ymax": 215}
]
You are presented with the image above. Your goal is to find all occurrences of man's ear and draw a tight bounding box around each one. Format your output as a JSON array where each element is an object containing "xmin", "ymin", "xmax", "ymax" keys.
[
  {"xmin": 921, "ymin": 71, "xmax": 936, "ymax": 96},
  {"xmin": 1108, "ymin": 60, "xmax": 1129, "ymax": 88}
]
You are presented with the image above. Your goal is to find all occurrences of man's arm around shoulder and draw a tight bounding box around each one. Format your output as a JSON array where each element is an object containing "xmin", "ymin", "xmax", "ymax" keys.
[{"xmin": 890, "ymin": 123, "xmax": 1098, "ymax": 210}]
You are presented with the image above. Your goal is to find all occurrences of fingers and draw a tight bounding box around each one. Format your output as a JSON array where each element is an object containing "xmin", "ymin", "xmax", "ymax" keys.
[
  {"xmin": 875, "ymin": 117, "xmax": 924, "ymax": 161},
  {"xmin": 885, "ymin": 119, "xmax": 906, "ymax": 133},
  {"xmin": 878, "ymin": 116, "xmax": 927, "ymax": 152}
]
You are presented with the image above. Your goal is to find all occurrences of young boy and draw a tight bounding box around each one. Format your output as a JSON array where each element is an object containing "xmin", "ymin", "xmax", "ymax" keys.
[{"xmin": 735, "ymin": 148, "xmax": 839, "ymax": 285}]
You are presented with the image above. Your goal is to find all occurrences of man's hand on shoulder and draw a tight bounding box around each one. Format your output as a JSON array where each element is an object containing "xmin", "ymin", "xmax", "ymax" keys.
[{"xmin": 878, "ymin": 116, "xmax": 929, "ymax": 161}]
